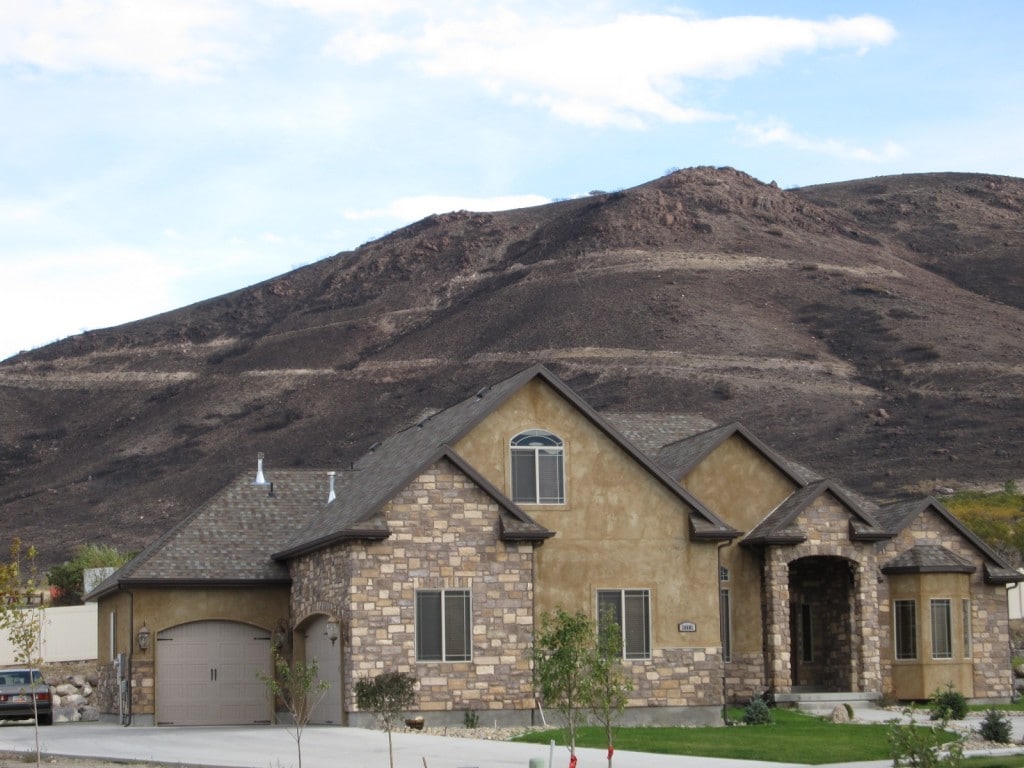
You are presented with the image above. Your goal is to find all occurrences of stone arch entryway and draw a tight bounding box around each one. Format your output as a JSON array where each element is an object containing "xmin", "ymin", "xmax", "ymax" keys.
[{"xmin": 788, "ymin": 556, "xmax": 857, "ymax": 691}]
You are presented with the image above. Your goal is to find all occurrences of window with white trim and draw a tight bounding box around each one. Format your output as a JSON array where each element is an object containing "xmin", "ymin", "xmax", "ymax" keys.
[
  {"xmin": 720, "ymin": 588, "xmax": 731, "ymax": 663},
  {"xmin": 931, "ymin": 599, "xmax": 952, "ymax": 660},
  {"xmin": 962, "ymin": 599, "xmax": 972, "ymax": 659},
  {"xmin": 597, "ymin": 589, "xmax": 651, "ymax": 660},
  {"xmin": 510, "ymin": 430, "xmax": 565, "ymax": 504},
  {"xmin": 415, "ymin": 589, "xmax": 471, "ymax": 662},
  {"xmin": 894, "ymin": 600, "xmax": 917, "ymax": 660},
  {"xmin": 109, "ymin": 610, "xmax": 117, "ymax": 661}
]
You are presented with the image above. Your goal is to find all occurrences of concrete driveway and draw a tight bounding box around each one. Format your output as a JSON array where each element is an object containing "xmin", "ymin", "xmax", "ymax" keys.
[
  {"xmin": 4, "ymin": 710, "xmax": 1024, "ymax": 768},
  {"xmin": 0, "ymin": 719, "xmax": 815, "ymax": 768}
]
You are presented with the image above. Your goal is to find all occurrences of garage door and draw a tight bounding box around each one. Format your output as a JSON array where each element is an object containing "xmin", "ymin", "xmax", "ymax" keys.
[
  {"xmin": 156, "ymin": 621, "xmax": 272, "ymax": 726},
  {"xmin": 304, "ymin": 615, "xmax": 342, "ymax": 724}
]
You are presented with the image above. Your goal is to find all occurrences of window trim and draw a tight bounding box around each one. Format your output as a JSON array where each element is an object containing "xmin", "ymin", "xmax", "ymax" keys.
[
  {"xmin": 962, "ymin": 598, "xmax": 972, "ymax": 659},
  {"xmin": 720, "ymin": 587, "xmax": 731, "ymax": 663},
  {"xmin": 510, "ymin": 429, "xmax": 565, "ymax": 505},
  {"xmin": 597, "ymin": 588, "xmax": 652, "ymax": 661},
  {"xmin": 894, "ymin": 599, "xmax": 917, "ymax": 661},
  {"xmin": 930, "ymin": 598, "xmax": 953, "ymax": 660},
  {"xmin": 800, "ymin": 603, "xmax": 813, "ymax": 663},
  {"xmin": 415, "ymin": 589, "xmax": 472, "ymax": 663}
]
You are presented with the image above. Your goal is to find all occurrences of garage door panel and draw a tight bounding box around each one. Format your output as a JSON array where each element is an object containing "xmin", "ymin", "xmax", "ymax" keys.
[{"xmin": 156, "ymin": 621, "xmax": 271, "ymax": 726}]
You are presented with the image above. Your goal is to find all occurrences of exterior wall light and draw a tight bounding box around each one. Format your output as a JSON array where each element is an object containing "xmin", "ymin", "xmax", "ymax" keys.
[
  {"xmin": 325, "ymin": 619, "xmax": 341, "ymax": 647},
  {"xmin": 137, "ymin": 624, "xmax": 151, "ymax": 651}
]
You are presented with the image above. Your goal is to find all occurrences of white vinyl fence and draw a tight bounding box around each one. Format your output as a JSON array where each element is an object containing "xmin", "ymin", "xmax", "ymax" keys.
[{"xmin": 0, "ymin": 604, "xmax": 97, "ymax": 664}]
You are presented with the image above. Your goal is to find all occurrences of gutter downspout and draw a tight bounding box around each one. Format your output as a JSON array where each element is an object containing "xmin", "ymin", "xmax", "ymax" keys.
[
  {"xmin": 717, "ymin": 539, "xmax": 730, "ymax": 725},
  {"xmin": 123, "ymin": 587, "xmax": 134, "ymax": 726}
]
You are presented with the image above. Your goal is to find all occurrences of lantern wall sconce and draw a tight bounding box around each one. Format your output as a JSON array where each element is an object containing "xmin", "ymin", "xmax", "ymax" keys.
[
  {"xmin": 137, "ymin": 624, "xmax": 151, "ymax": 651},
  {"xmin": 325, "ymin": 619, "xmax": 341, "ymax": 647}
]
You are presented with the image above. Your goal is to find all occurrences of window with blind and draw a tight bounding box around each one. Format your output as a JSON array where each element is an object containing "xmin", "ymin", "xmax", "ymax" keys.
[
  {"xmin": 597, "ymin": 589, "xmax": 651, "ymax": 660},
  {"xmin": 510, "ymin": 430, "xmax": 565, "ymax": 504},
  {"xmin": 931, "ymin": 599, "xmax": 952, "ymax": 660},
  {"xmin": 415, "ymin": 589, "xmax": 472, "ymax": 662},
  {"xmin": 894, "ymin": 600, "xmax": 917, "ymax": 660}
]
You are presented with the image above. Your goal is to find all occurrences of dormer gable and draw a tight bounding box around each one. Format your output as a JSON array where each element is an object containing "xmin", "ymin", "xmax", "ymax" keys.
[
  {"xmin": 742, "ymin": 479, "xmax": 891, "ymax": 547},
  {"xmin": 878, "ymin": 496, "xmax": 1022, "ymax": 585}
]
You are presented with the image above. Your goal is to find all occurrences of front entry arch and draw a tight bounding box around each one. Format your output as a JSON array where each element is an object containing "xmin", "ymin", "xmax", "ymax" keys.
[
  {"xmin": 788, "ymin": 556, "xmax": 856, "ymax": 691},
  {"xmin": 301, "ymin": 614, "xmax": 343, "ymax": 724}
]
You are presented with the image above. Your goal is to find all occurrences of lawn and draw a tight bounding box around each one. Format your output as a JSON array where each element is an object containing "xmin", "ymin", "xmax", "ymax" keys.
[{"xmin": 513, "ymin": 708, "xmax": 960, "ymax": 765}]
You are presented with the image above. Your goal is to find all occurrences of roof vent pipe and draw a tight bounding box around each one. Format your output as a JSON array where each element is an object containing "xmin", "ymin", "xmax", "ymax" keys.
[
  {"xmin": 254, "ymin": 452, "xmax": 268, "ymax": 485},
  {"xmin": 327, "ymin": 471, "xmax": 337, "ymax": 504}
]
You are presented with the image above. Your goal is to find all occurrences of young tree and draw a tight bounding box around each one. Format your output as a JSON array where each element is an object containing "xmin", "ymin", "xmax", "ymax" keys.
[
  {"xmin": 354, "ymin": 670, "xmax": 417, "ymax": 768},
  {"xmin": 0, "ymin": 538, "xmax": 47, "ymax": 768},
  {"xmin": 531, "ymin": 608, "xmax": 596, "ymax": 763},
  {"xmin": 258, "ymin": 647, "xmax": 330, "ymax": 768},
  {"xmin": 591, "ymin": 608, "xmax": 633, "ymax": 768}
]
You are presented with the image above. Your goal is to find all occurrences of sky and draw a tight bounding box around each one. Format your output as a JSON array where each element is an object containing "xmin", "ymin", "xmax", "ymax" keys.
[{"xmin": 2, "ymin": 1, "xmax": 1023, "ymax": 362}]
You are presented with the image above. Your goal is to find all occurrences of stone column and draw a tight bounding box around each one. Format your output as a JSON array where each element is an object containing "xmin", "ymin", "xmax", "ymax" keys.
[{"xmin": 763, "ymin": 549, "xmax": 792, "ymax": 693}]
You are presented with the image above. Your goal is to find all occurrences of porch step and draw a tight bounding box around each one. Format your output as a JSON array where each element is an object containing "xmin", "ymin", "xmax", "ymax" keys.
[{"xmin": 772, "ymin": 690, "xmax": 881, "ymax": 713}]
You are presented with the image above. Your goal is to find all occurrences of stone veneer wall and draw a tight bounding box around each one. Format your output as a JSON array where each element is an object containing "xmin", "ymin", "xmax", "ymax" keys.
[
  {"xmin": 877, "ymin": 512, "xmax": 1015, "ymax": 700},
  {"xmin": 289, "ymin": 459, "xmax": 537, "ymax": 723},
  {"xmin": 761, "ymin": 494, "xmax": 881, "ymax": 695},
  {"xmin": 626, "ymin": 646, "xmax": 723, "ymax": 707},
  {"xmin": 95, "ymin": 656, "xmax": 154, "ymax": 721},
  {"xmin": 96, "ymin": 660, "xmax": 116, "ymax": 714},
  {"xmin": 724, "ymin": 651, "xmax": 765, "ymax": 703}
]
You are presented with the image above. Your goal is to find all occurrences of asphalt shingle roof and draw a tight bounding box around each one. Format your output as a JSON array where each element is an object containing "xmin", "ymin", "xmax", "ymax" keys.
[
  {"xmin": 87, "ymin": 469, "xmax": 331, "ymax": 598},
  {"xmin": 742, "ymin": 480, "xmax": 889, "ymax": 546},
  {"xmin": 275, "ymin": 364, "xmax": 737, "ymax": 557},
  {"xmin": 881, "ymin": 544, "xmax": 977, "ymax": 574}
]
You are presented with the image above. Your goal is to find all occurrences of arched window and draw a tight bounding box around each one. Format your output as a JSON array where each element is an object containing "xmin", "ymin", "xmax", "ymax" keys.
[{"xmin": 510, "ymin": 429, "xmax": 565, "ymax": 504}]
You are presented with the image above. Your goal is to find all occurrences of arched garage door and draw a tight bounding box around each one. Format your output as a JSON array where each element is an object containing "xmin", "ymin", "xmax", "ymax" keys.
[
  {"xmin": 156, "ymin": 621, "xmax": 272, "ymax": 726},
  {"xmin": 304, "ymin": 615, "xmax": 342, "ymax": 724}
]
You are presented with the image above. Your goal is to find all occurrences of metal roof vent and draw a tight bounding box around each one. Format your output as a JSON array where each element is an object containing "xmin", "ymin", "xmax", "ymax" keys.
[
  {"xmin": 254, "ymin": 452, "xmax": 269, "ymax": 485},
  {"xmin": 327, "ymin": 471, "xmax": 337, "ymax": 504}
]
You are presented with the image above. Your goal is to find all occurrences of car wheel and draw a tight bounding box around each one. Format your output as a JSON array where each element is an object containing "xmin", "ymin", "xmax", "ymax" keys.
[{"xmin": 38, "ymin": 712, "xmax": 53, "ymax": 726}]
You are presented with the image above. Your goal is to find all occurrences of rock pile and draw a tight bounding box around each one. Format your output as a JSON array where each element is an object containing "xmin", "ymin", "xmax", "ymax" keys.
[{"xmin": 49, "ymin": 672, "xmax": 100, "ymax": 723}]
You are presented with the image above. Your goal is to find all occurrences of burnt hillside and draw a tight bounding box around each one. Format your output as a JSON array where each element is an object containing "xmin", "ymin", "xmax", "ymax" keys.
[{"xmin": 2, "ymin": 166, "xmax": 1023, "ymax": 567}]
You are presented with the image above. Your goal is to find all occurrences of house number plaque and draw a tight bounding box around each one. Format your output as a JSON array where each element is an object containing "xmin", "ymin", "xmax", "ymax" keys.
[{"xmin": 678, "ymin": 621, "xmax": 696, "ymax": 633}]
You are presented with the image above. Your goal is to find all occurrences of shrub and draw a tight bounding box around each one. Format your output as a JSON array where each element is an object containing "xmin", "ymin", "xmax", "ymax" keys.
[
  {"xmin": 889, "ymin": 707, "xmax": 963, "ymax": 768},
  {"xmin": 743, "ymin": 696, "xmax": 773, "ymax": 725},
  {"xmin": 929, "ymin": 684, "xmax": 967, "ymax": 721},
  {"xmin": 979, "ymin": 708, "xmax": 1013, "ymax": 744},
  {"xmin": 463, "ymin": 708, "xmax": 479, "ymax": 729}
]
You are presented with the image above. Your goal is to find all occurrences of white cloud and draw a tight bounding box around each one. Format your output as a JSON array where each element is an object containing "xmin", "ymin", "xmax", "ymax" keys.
[
  {"xmin": 343, "ymin": 193, "xmax": 551, "ymax": 222},
  {"xmin": 325, "ymin": 10, "xmax": 896, "ymax": 127},
  {"xmin": 0, "ymin": 0, "xmax": 244, "ymax": 80},
  {"xmin": 738, "ymin": 120, "xmax": 905, "ymax": 163}
]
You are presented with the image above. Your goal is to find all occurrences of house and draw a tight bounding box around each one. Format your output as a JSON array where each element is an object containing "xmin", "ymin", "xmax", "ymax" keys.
[{"xmin": 87, "ymin": 364, "xmax": 1021, "ymax": 727}]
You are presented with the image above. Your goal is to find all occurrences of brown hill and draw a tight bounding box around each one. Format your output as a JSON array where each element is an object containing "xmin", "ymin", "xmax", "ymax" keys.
[{"xmin": 2, "ymin": 166, "xmax": 1023, "ymax": 568}]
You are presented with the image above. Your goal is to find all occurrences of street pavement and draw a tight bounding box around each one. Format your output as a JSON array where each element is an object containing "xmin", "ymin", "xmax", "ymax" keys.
[{"xmin": 2, "ymin": 708, "xmax": 1024, "ymax": 768}]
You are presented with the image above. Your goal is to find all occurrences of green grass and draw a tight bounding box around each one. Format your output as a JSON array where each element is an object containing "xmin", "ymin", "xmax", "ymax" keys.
[
  {"xmin": 513, "ymin": 709, "xmax": 959, "ymax": 765},
  {"xmin": 963, "ymin": 758, "xmax": 1024, "ymax": 768}
]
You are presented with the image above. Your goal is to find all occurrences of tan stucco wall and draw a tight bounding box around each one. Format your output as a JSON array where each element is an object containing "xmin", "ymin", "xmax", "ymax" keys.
[
  {"xmin": 455, "ymin": 379, "xmax": 722, "ymax": 648},
  {"xmin": 679, "ymin": 435, "xmax": 799, "ymax": 675},
  {"xmin": 455, "ymin": 379, "xmax": 725, "ymax": 709}
]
